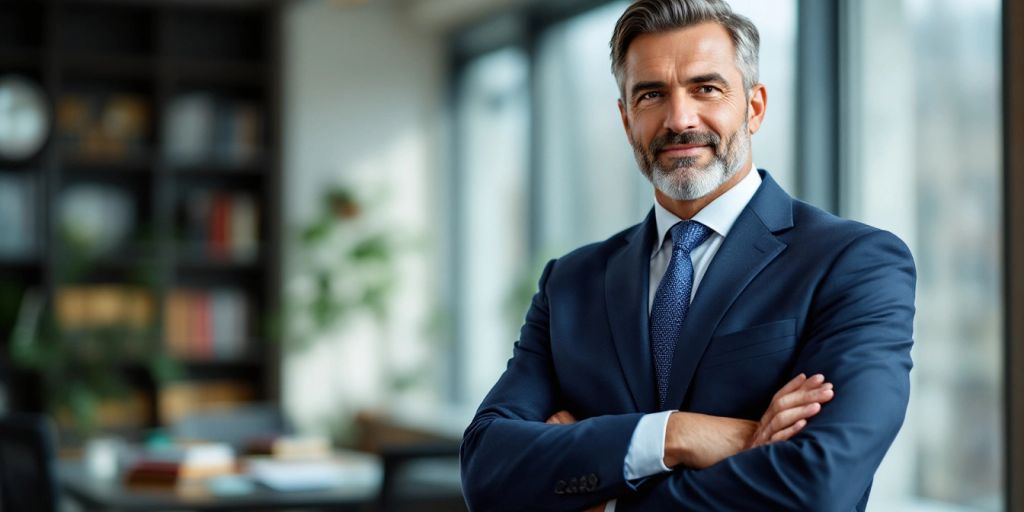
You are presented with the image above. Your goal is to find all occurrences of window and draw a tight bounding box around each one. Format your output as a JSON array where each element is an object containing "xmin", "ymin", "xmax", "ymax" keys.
[
  {"xmin": 843, "ymin": 0, "xmax": 1003, "ymax": 509},
  {"xmin": 453, "ymin": 47, "xmax": 531, "ymax": 405}
]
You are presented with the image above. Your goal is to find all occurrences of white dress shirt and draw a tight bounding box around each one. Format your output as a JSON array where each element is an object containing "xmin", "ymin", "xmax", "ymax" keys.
[{"xmin": 606, "ymin": 166, "xmax": 762, "ymax": 512}]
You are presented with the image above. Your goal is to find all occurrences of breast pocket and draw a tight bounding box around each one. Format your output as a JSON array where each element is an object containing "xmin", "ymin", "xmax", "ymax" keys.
[{"xmin": 701, "ymin": 319, "xmax": 798, "ymax": 369}]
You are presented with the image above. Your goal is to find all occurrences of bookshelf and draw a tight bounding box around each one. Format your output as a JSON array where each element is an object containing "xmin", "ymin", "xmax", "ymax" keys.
[{"xmin": 0, "ymin": 0, "xmax": 281, "ymax": 432}]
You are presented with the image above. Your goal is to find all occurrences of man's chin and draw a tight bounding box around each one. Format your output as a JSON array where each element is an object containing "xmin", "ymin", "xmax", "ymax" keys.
[{"xmin": 651, "ymin": 167, "xmax": 726, "ymax": 201}]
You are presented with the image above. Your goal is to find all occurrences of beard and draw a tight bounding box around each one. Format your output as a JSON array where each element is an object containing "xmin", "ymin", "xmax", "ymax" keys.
[{"xmin": 631, "ymin": 119, "xmax": 751, "ymax": 201}]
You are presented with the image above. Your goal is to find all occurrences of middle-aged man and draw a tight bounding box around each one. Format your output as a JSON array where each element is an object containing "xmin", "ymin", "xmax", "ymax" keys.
[{"xmin": 460, "ymin": 0, "xmax": 916, "ymax": 510}]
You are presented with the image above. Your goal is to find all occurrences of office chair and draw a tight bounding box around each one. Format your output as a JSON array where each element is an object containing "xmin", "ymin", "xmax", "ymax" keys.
[
  {"xmin": 0, "ymin": 413, "xmax": 60, "ymax": 512},
  {"xmin": 376, "ymin": 440, "xmax": 466, "ymax": 512}
]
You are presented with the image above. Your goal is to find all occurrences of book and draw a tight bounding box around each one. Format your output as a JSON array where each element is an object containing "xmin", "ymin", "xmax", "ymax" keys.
[
  {"xmin": 158, "ymin": 380, "xmax": 255, "ymax": 425},
  {"xmin": 124, "ymin": 443, "xmax": 236, "ymax": 487}
]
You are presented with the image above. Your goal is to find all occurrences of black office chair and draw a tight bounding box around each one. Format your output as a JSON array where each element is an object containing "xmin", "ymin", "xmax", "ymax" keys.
[
  {"xmin": 0, "ymin": 413, "xmax": 60, "ymax": 512},
  {"xmin": 376, "ymin": 440, "xmax": 466, "ymax": 512}
]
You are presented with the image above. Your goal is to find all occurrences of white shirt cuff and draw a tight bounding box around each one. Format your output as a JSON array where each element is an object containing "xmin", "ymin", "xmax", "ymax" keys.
[
  {"xmin": 623, "ymin": 410, "xmax": 674, "ymax": 481},
  {"xmin": 605, "ymin": 499, "xmax": 617, "ymax": 512}
]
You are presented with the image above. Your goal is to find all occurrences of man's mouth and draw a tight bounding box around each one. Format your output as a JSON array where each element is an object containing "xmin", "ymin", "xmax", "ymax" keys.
[{"xmin": 659, "ymin": 144, "xmax": 709, "ymax": 157}]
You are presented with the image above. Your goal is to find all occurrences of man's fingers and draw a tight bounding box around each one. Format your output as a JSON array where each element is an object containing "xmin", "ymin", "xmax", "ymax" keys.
[
  {"xmin": 769, "ymin": 402, "xmax": 821, "ymax": 433},
  {"xmin": 769, "ymin": 419, "xmax": 807, "ymax": 443},
  {"xmin": 773, "ymin": 373, "xmax": 807, "ymax": 400},
  {"xmin": 755, "ymin": 385, "xmax": 835, "ymax": 446},
  {"xmin": 771, "ymin": 380, "xmax": 833, "ymax": 414},
  {"xmin": 545, "ymin": 410, "xmax": 577, "ymax": 425}
]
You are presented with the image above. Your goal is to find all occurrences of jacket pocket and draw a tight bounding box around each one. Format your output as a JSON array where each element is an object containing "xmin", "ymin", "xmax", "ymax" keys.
[{"xmin": 702, "ymin": 319, "xmax": 797, "ymax": 368}]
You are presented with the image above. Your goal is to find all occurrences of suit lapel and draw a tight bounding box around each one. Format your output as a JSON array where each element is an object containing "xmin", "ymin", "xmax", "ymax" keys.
[
  {"xmin": 605, "ymin": 209, "xmax": 659, "ymax": 413},
  {"xmin": 662, "ymin": 171, "xmax": 794, "ymax": 410}
]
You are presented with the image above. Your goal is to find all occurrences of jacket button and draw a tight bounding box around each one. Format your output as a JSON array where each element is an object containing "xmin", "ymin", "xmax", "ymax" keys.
[{"xmin": 567, "ymin": 477, "xmax": 579, "ymax": 494}]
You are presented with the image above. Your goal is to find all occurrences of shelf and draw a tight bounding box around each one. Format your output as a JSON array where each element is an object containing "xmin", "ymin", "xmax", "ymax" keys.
[
  {"xmin": 0, "ymin": 257, "xmax": 42, "ymax": 273},
  {"xmin": 175, "ymin": 256, "xmax": 261, "ymax": 273},
  {"xmin": 169, "ymin": 159, "xmax": 267, "ymax": 176},
  {"xmin": 61, "ymin": 154, "xmax": 155, "ymax": 174},
  {"xmin": 0, "ymin": 47, "xmax": 43, "ymax": 69},
  {"xmin": 60, "ymin": 53, "xmax": 155, "ymax": 80},
  {"xmin": 0, "ymin": 154, "xmax": 45, "ymax": 170},
  {"xmin": 176, "ymin": 355, "xmax": 263, "ymax": 367},
  {"xmin": 168, "ymin": 59, "xmax": 265, "ymax": 86}
]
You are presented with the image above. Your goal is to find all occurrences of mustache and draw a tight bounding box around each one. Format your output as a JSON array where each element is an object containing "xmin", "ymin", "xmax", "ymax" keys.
[{"xmin": 650, "ymin": 131, "xmax": 721, "ymax": 155}]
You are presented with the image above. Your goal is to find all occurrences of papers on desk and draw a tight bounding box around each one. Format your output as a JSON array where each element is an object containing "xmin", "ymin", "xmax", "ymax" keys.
[{"xmin": 246, "ymin": 454, "xmax": 381, "ymax": 492}]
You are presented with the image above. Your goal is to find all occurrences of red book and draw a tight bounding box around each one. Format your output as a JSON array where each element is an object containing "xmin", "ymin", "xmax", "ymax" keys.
[
  {"xmin": 210, "ymin": 193, "xmax": 231, "ymax": 259},
  {"xmin": 198, "ymin": 293, "xmax": 212, "ymax": 359}
]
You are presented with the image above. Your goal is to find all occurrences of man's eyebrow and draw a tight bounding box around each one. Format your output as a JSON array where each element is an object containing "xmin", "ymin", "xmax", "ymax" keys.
[
  {"xmin": 685, "ymin": 73, "xmax": 730, "ymax": 86},
  {"xmin": 630, "ymin": 80, "xmax": 666, "ymax": 98}
]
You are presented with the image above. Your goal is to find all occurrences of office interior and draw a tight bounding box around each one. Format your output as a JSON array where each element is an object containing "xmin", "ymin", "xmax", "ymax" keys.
[{"xmin": 0, "ymin": 0, "xmax": 1015, "ymax": 510}]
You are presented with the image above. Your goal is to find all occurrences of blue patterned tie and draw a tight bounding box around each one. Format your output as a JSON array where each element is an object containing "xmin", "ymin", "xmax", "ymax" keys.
[{"xmin": 650, "ymin": 220, "xmax": 712, "ymax": 409}]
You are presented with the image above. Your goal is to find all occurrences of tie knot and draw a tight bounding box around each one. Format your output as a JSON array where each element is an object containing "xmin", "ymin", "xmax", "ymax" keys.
[{"xmin": 670, "ymin": 221, "xmax": 711, "ymax": 253}]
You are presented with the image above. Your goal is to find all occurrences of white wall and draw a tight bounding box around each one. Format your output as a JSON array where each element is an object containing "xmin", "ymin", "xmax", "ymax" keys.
[{"xmin": 281, "ymin": 0, "xmax": 446, "ymax": 436}]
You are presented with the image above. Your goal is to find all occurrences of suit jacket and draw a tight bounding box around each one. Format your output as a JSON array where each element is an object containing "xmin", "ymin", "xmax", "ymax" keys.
[{"xmin": 460, "ymin": 170, "xmax": 916, "ymax": 511}]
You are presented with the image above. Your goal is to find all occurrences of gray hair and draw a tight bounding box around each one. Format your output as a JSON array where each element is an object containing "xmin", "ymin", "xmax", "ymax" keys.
[{"xmin": 610, "ymin": 0, "xmax": 760, "ymax": 98}]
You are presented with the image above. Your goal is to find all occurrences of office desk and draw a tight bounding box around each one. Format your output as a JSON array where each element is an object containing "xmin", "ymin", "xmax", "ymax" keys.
[{"xmin": 60, "ymin": 453, "xmax": 382, "ymax": 512}]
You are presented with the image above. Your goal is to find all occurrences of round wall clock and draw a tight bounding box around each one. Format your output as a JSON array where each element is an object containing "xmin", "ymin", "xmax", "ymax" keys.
[{"xmin": 0, "ymin": 75, "xmax": 51, "ymax": 161}]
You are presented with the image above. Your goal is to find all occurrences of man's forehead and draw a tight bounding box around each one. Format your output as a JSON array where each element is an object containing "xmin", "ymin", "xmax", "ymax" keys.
[{"xmin": 622, "ymin": 23, "xmax": 740, "ymax": 86}]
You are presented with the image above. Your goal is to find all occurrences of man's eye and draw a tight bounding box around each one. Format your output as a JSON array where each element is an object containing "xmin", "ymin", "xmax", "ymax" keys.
[
  {"xmin": 697, "ymin": 85, "xmax": 719, "ymax": 94},
  {"xmin": 639, "ymin": 91, "xmax": 661, "ymax": 102}
]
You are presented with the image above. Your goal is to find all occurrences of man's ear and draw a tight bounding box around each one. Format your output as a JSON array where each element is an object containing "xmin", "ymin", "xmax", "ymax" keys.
[
  {"xmin": 618, "ymin": 98, "xmax": 633, "ymax": 144},
  {"xmin": 747, "ymin": 84, "xmax": 767, "ymax": 134}
]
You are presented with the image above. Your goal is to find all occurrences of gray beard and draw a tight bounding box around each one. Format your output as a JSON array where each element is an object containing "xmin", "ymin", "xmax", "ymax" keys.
[
  {"xmin": 650, "ymin": 156, "xmax": 733, "ymax": 201},
  {"xmin": 635, "ymin": 125, "xmax": 751, "ymax": 201}
]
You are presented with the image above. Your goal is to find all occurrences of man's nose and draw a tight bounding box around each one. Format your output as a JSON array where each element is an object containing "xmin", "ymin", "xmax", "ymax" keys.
[{"xmin": 663, "ymin": 94, "xmax": 700, "ymax": 133}]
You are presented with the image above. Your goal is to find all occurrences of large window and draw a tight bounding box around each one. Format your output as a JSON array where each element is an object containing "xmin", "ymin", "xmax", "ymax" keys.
[
  {"xmin": 453, "ymin": 47, "xmax": 531, "ymax": 405},
  {"xmin": 843, "ymin": 0, "xmax": 1003, "ymax": 509}
]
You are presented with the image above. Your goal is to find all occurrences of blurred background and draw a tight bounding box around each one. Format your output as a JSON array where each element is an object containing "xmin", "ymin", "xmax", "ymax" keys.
[{"xmin": 0, "ymin": 0, "xmax": 1009, "ymax": 510}]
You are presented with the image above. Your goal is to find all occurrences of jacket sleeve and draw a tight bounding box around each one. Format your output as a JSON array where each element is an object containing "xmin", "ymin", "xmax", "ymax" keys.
[
  {"xmin": 460, "ymin": 259, "xmax": 645, "ymax": 512},
  {"xmin": 615, "ymin": 229, "xmax": 916, "ymax": 511}
]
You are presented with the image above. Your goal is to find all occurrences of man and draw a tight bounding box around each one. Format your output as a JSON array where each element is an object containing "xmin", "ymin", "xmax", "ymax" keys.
[{"xmin": 460, "ymin": 0, "xmax": 915, "ymax": 510}]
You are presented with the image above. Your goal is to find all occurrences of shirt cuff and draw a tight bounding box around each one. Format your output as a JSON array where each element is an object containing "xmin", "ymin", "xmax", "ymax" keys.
[
  {"xmin": 623, "ymin": 410, "xmax": 674, "ymax": 482},
  {"xmin": 605, "ymin": 499, "xmax": 617, "ymax": 512}
]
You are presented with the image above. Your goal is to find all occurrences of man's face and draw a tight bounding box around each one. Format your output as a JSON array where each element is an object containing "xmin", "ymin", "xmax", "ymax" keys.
[{"xmin": 618, "ymin": 22, "xmax": 765, "ymax": 201}]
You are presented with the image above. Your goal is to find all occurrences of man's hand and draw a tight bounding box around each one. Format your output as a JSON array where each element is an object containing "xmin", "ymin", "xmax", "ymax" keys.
[
  {"xmin": 746, "ymin": 373, "xmax": 834, "ymax": 449},
  {"xmin": 546, "ymin": 410, "xmax": 578, "ymax": 425},
  {"xmin": 664, "ymin": 373, "xmax": 834, "ymax": 469},
  {"xmin": 662, "ymin": 412, "xmax": 757, "ymax": 468}
]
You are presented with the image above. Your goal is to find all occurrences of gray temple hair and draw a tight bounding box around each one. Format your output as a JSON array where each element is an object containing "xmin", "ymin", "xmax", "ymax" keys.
[{"xmin": 610, "ymin": 0, "xmax": 760, "ymax": 99}]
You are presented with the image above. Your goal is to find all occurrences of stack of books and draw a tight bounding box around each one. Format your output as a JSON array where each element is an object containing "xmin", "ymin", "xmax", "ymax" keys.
[{"xmin": 124, "ymin": 443, "xmax": 236, "ymax": 488}]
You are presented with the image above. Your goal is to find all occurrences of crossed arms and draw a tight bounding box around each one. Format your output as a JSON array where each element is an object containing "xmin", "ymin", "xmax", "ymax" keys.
[{"xmin": 460, "ymin": 230, "xmax": 916, "ymax": 511}]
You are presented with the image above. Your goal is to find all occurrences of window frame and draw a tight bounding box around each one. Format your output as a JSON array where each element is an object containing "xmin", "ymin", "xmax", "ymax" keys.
[{"xmin": 1003, "ymin": 0, "xmax": 1023, "ymax": 508}]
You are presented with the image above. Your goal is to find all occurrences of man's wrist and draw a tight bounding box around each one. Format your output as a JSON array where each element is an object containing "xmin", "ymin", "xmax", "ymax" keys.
[{"xmin": 663, "ymin": 411, "xmax": 687, "ymax": 468}]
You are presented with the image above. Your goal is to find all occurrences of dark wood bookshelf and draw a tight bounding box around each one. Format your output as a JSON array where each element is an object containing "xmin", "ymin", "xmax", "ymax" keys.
[{"xmin": 0, "ymin": 0, "xmax": 282, "ymax": 432}]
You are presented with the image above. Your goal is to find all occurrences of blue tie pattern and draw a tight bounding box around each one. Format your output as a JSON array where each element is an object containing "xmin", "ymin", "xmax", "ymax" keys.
[{"xmin": 650, "ymin": 220, "xmax": 712, "ymax": 409}]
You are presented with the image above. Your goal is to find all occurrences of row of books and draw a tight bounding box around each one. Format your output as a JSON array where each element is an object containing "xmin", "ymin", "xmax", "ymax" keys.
[
  {"xmin": 55, "ymin": 286, "xmax": 155, "ymax": 330},
  {"xmin": 180, "ymin": 191, "xmax": 259, "ymax": 262},
  {"xmin": 0, "ymin": 173, "xmax": 36, "ymax": 257},
  {"xmin": 164, "ymin": 92, "xmax": 264, "ymax": 166},
  {"xmin": 164, "ymin": 288, "xmax": 250, "ymax": 360}
]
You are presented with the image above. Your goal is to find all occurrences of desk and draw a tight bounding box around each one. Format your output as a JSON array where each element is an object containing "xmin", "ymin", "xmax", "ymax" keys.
[{"xmin": 60, "ymin": 452, "xmax": 382, "ymax": 512}]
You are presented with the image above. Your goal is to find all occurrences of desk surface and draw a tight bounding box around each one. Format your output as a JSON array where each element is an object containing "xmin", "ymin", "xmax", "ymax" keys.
[{"xmin": 60, "ymin": 452, "xmax": 382, "ymax": 512}]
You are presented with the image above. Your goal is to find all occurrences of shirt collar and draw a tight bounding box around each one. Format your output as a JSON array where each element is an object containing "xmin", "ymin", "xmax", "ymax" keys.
[{"xmin": 652, "ymin": 164, "xmax": 763, "ymax": 257}]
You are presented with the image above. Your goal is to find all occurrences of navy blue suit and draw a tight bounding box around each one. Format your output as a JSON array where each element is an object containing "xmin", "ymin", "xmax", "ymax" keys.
[{"xmin": 460, "ymin": 170, "xmax": 916, "ymax": 511}]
